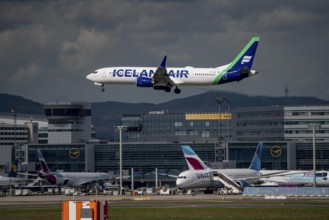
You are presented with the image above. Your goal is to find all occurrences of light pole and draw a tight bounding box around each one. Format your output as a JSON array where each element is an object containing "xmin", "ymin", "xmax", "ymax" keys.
[
  {"xmin": 214, "ymin": 97, "xmax": 231, "ymax": 163},
  {"xmin": 309, "ymin": 124, "xmax": 320, "ymax": 187},
  {"xmin": 115, "ymin": 125, "xmax": 127, "ymax": 195},
  {"xmin": 214, "ymin": 97, "xmax": 231, "ymax": 140},
  {"xmin": 214, "ymin": 97, "xmax": 222, "ymax": 144}
]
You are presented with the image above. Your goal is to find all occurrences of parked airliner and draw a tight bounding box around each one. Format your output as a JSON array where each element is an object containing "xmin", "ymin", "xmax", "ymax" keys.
[
  {"xmin": 260, "ymin": 170, "xmax": 329, "ymax": 187},
  {"xmin": 176, "ymin": 143, "xmax": 263, "ymax": 190},
  {"xmin": 37, "ymin": 150, "xmax": 113, "ymax": 188},
  {"xmin": 86, "ymin": 37, "xmax": 260, "ymax": 93}
]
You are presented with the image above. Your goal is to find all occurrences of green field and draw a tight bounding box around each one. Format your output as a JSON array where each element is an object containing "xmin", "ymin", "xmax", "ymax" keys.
[{"xmin": 0, "ymin": 203, "xmax": 329, "ymax": 220}]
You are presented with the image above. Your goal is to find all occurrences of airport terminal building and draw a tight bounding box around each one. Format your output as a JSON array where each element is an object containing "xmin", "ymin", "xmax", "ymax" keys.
[
  {"xmin": 232, "ymin": 106, "xmax": 329, "ymax": 142},
  {"xmin": 2, "ymin": 103, "xmax": 329, "ymax": 182}
]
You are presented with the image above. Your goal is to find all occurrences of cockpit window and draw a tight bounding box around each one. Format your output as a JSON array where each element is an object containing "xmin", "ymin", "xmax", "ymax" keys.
[
  {"xmin": 93, "ymin": 70, "xmax": 98, "ymax": 74},
  {"xmin": 178, "ymin": 176, "xmax": 187, "ymax": 179}
]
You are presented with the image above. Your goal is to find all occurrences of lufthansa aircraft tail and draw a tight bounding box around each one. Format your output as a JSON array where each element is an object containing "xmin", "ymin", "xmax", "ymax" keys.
[
  {"xmin": 248, "ymin": 142, "xmax": 263, "ymax": 171},
  {"xmin": 181, "ymin": 146, "xmax": 209, "ymax": 170},
  {"xmin": 7, "ymin": 159, "xmax": 19, "ymax": 178}
]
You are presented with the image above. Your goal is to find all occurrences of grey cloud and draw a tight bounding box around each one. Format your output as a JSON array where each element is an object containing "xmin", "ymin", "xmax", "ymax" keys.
[{"xmin": 0, "ymin": 0, "xmax": 328, "ymax": 104}]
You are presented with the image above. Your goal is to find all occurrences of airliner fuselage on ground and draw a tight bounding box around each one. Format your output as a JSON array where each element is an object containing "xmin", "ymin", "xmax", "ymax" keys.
[
  {"xmin": 86, "ymin": 37, "xmax": 260, "ymax": 93},
  {"xmin": 37, "ymin": 150, "xmax": 112, "ymax": 188},
  {"xmin": 176, "ymin": 144, "xmax": 263, "ymax": 190},
  {"xmin": 260, "ymin": 170, "xmax": 329, "ymax": 187}
]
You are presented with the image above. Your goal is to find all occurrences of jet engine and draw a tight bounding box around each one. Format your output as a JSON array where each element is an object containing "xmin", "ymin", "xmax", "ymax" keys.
[
  {"xmin": 234, "ymin": 179, "xmax": 249, "ymax": 190},
  {"xmin": 136, "ymin": 77, "xmax": 153, "ymax": 87}
]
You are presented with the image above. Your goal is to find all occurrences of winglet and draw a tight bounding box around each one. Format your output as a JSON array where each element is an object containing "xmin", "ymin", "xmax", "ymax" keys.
[
  {"xmin": 249, "ymin": 142, "xmax": 263, "ymax": 171},
  {"xmin": 181, "ymin": 146, "xmax": 209, "ymax": 170},
  {"xmin": 160, "ymin": 55, "xmax": 167, "ymax": 68}
]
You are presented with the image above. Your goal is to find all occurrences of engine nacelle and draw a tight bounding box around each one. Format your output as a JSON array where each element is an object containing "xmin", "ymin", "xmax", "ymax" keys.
[
  {"xmin": 136, "ymin": 77, "xmax": 153, "ymax": 87},
  {"xmin": 234, "ymin": 179, "xmax": 249, "ymax": 190}
]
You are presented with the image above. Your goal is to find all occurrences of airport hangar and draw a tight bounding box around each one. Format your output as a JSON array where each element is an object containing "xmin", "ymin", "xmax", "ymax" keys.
[{"xmin": 1, "ymin": 102, "xmax": 329, "ymax": 187}]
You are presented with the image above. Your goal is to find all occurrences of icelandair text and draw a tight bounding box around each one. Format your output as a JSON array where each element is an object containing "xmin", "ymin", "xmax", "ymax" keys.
[{"xmin": 113, "ymin": 69, "xmax": 189, "ymax": 78}]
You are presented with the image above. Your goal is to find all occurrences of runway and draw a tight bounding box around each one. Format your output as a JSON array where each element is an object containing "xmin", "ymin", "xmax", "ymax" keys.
[{"xmin": 1, "ymin": 194, "xmax": 329, "ymax": 209}]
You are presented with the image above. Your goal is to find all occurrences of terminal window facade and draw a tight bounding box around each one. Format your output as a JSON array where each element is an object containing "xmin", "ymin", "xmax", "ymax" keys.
[
  {"xmin": 284, "ymin": 107, "xmax": 329, "ymax": 142},
  {"xmin": 45, "ymin": 108, "xmax": 91, "ymax": 117},
  {"xmin": 232, "ymin": 107, "xmax": 285, "ymax": 141},
  {"xmin": 120, "ymin": 112, "xmax": 223, "ymax": 142},
  {"xmin": 28, "ymin": 144, "xmax": 85, "ymax": 172},
  {"xmin": 94, "ymin": 143, "xmax": 216, "ymax": 174},
  {"xmin": 228, "ymin": 142, "xmax": 288, "ymax": 170},
  {"xmin": 296, "ymin": 142, "xmax": 329, "ymax": 170},
  {"xmin": 0, "ymin": 125, "xmax": 28, "ymax": 146}
]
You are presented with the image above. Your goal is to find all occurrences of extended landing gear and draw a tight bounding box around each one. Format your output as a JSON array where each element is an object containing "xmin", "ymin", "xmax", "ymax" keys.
[
  {"xmin": 164, "ymin": 87, "xmax": 171, "ymax": 92},
  {"xmin": 163, "ymin": 86, "xmax": 180, "ymax": 94},
  {"xmin": 174, "ymin": 87, "xmax": 181, "ymax": 94},
  {"xmin": 100, "ymin": 85, "xmax": 105, "ymax": 92}
]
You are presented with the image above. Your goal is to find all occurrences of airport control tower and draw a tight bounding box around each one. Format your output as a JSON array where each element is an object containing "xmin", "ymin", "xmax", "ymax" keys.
[{"xmin": 44, "ymin": 102, "xmax": 92, "ymax": 144}]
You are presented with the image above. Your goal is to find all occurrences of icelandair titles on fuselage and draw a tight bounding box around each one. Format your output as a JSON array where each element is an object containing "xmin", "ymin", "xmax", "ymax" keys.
[{"xmin": 112, "ymin": 69, "xmax": 189, "ymax": 78}]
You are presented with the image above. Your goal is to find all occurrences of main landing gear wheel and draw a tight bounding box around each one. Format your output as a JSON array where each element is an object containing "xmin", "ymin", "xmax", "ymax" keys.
[
  {"xmin": 165, "ymin": 87, "xmax": 171, "ymax": 92},
  {"xmin": 100, "ymin": 87, "xmax": 105, "ymax": 92},
  {"xmin": 174, "ymin": 88, "xmax": 181, "ymax": 94}
]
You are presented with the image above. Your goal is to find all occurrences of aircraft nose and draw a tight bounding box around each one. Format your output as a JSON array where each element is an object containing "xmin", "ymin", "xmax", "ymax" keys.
[
  {"xmin": 176, "ymin": 178, "xmax": 183, "ymax": 188},
  {"xmin": 86, "ymin": 73, "xmax": 93, "ymax": 81}
]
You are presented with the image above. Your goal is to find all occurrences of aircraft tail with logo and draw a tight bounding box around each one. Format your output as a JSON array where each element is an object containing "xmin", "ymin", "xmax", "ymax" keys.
[
  {"xmin": 181, "ymin": 146, "xmax": 209, "ymax": 170},
  {"xmin": 36, "ymin": 149, "xmax": 58, "ymax": 185},
  {"xmin": 248, "ymin": 142, "xmax": 263, "ymax": 171},
  {"xmin": 213, "ymin": 37, "xmax": 260, "ymax": 85},
  {"xmin": 37, "ymin": 149, "xmax": 52, "ymax": 174},
  {"xmin": 7, "ymin": 159, "xmax": 19, "ymax": 178}
]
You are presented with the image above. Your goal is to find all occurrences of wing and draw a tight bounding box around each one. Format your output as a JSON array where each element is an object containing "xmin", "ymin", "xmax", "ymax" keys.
[
  {"xmin": 151, "ymin": 56, "xmax": 184, "ymax": 94},
  {"xmin": 152, "ymin": 56, "xmax": 175, "ymax": 88}
]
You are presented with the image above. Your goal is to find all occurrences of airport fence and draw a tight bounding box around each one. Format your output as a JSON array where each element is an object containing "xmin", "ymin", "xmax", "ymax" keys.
[{"xmin": 243, "ymin": 187, "xmax": 329, "ymax": 197}]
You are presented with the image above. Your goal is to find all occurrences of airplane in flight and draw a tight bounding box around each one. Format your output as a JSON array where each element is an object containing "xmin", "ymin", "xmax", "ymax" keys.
[
  {"xmin": 86, "ymin": 37, "xmax": 260, "ymax": 93},
  {"xmin": 36, "ymin": 149, "xmax": 113, "ymax": 188},
  {"xmin": 175, "ymin": 143, "xmax": 264, "ymax": 193}
]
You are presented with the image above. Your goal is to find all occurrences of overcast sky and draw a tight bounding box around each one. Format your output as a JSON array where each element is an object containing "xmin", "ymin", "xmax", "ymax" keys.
[{"xmin": 1, "ymin": 0, "xmax": 328, "ymax": 104}]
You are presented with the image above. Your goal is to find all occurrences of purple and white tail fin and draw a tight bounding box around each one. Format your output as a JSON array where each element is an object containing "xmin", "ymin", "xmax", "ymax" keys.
[
  {"xmin": 181, "ymin": 146, "xmax": 209, "ymax": 170},
  {"xmin": 37, "ymin": 149, "xmax": 51, "ymax": 174}
]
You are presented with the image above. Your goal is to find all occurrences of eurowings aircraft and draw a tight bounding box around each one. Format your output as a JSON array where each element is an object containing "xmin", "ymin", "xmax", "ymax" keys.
[
  {"xmin": 86, "ymin": 37, "xmax": 260, "ymax": 93},
  {"xmin": 36, "ymin": 149, "xmax": 112, "ymax": 188},
  {"xmin": 0, "ymin": 159, "xmax": 20, "ymax": 187},
  {"xmin": 176, "ymin": 143, "xmax": 263, "ymax": 190}
]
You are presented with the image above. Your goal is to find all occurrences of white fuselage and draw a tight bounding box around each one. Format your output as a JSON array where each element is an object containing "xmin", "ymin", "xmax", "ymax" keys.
[
  {"xmin": 44, "ymin": 171, "xmax": 112, "ymax": 188},
  {"xmin": 0, "ymin": 177, "xmax": 19, "ymax": 187},
  {"xmin": 260, "ymin": 171, "xmax": 329, "ymax": 186},
  {"xmin": 86, "ymin": 37, "xmax": 260, "ymax": 91},
  {"xmin": 86, "ymin": 66, "xmax": 229, "ymax": 86},
  {"xmin": 176, "ymin": 168, "xmax": 260, "ymax": 189}
]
